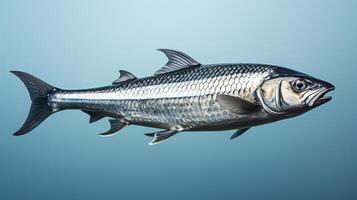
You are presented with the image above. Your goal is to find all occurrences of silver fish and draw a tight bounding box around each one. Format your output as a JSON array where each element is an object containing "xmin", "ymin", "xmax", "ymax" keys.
[{"xmin": 11, "ymin": 49, "xmax": 335, "ymax": 145}]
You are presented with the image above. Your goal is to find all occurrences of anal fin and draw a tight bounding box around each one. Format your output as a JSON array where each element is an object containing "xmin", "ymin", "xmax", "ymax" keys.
[
  {"xmin": 99, "ymin": 119, "xmax": 128, "ymax": 137},
  {"xmin": 145, "ymin": 130, "xmax": 178, "ymax": 145},
  {"xmin": 82, "ymin": 110, "xmax": 105, "ymax": 123}
]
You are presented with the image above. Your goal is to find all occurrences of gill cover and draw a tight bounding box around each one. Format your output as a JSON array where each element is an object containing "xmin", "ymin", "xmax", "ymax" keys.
[{"xmin": 257, "ymin": 80, "xmax": 291, "ymax": 116}]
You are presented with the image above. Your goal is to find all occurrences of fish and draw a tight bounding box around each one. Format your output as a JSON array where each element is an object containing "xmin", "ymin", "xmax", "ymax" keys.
[{"xmin": 11, "ymin": 49, "xmax": 335, "ymax": 145}]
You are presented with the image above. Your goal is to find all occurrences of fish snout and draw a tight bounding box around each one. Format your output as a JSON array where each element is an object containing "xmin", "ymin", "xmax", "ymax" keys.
[
  {"xmin": 312, "ymin": 81, "xmax": 335, "ymax": 107},
  {"xmin": 323, "ymin": 81, "xmax": 335, "ymax": 91}
]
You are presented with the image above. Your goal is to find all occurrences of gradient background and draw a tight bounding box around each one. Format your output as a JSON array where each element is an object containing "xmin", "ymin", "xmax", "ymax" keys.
[{"xmin": 1, "ymin": 0, "xmax": 356, "ymax": 199}]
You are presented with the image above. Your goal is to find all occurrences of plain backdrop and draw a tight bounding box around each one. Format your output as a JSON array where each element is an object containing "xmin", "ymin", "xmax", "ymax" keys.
[{"xmin": 0, "ymin": 0, "xmax": 356, "ymax": 199}]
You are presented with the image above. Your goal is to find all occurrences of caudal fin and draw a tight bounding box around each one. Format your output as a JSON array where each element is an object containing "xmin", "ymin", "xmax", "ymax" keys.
[{"xmin": 11, "ymin": 71, "xmax": 56, "ymax": 136}]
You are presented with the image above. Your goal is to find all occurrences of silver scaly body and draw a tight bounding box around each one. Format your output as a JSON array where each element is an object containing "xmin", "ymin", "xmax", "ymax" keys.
[
  {"xmin": 11, "ymin": 49, "xmax": 334, "ymax": 145},
  {"xmin": 49, "ymin": 64, "xmax": 273, "ymax": 131}
]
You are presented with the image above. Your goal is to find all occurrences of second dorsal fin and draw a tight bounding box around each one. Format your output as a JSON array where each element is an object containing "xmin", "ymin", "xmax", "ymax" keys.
[
  {"xmin": 112, "ymin": 70, "xmax": 137, "ymax": 85},
  {"xmin": 155, "ymin": 49, "xmax": 201, "ymax": 75}
]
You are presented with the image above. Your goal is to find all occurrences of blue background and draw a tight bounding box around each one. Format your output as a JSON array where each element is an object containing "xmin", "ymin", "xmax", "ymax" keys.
[{"xmin": 1, "ymin": 0, "xmax": 356, "ymax": 199}]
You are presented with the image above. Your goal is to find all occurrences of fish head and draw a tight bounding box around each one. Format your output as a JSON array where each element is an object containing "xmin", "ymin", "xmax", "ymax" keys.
[{"xmin": 256, "ymin": 67, "xmax": 335, "ymax": 117}]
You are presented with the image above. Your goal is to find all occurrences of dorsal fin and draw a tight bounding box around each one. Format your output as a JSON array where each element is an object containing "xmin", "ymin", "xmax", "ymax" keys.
[
  {"xmin": 155, "ymin": 49, "xmax": 201, "ymax": 75},
  {"xmin": 112, "ymin": 70, "xmax": 137, "ymax": 85}
]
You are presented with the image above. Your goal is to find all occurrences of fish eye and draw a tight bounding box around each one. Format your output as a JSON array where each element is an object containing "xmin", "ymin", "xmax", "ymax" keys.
[{"xmin": 292, "ymin": 79, "xmax": 307, "ymax": 91}]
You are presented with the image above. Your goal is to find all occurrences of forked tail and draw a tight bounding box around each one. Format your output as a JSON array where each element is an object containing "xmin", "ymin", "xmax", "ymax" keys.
[{"xmin": 11, "ymin": 71, "xmax": 57, "ymax": 135}]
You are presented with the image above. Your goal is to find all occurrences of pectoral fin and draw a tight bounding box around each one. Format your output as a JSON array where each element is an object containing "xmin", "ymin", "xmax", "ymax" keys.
[
  {"xmin": 99, "ymin": 119, "xmax": 128, "ymax": 137},
  {"xmin": 230, "ymin": 128, "xmax": 250, "ymax": 140},
  {"xmin": 145, "ymin": 130, "xmax": 178, "ymax": 145},
  {"xmin": 217, "ymin": 94, "xmax": 257, "ymax": 115}
]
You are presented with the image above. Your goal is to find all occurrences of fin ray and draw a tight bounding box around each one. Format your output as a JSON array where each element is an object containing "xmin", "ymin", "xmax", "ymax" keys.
[
  {"xmin": 112, "ymin": 70, "xmax": 137, "ymax": 85},
  {"xmin": 11, "ymin": 71, "xmax": 56, "ymax": 135},
  {"xmin": 155, "ymin": 49, "xmax": 200, "ymax": 75},
  {"xmin": 146, "ymin": 130, "xmax": 178, "ymax": 145},
  {"xmin": 99, "ymin": 119, "xmax": 128, "ymax": 137}
]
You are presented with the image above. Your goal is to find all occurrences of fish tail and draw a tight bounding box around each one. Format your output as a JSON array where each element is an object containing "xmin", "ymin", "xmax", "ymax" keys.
[{"xmin": 11, "ymin": 71, "xmax": 57, "ymax": 136}]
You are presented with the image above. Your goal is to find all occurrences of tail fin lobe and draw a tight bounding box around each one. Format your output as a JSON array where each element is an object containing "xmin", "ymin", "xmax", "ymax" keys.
[{"xmin": 11, "ymin": 71, "xmax": 56, "ymax": 135}]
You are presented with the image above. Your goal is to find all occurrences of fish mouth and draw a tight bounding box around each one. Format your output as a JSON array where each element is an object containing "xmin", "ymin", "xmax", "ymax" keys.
[{"xmin": 311, "ymin": 86, "xmax": 335, "ymax": 107}]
